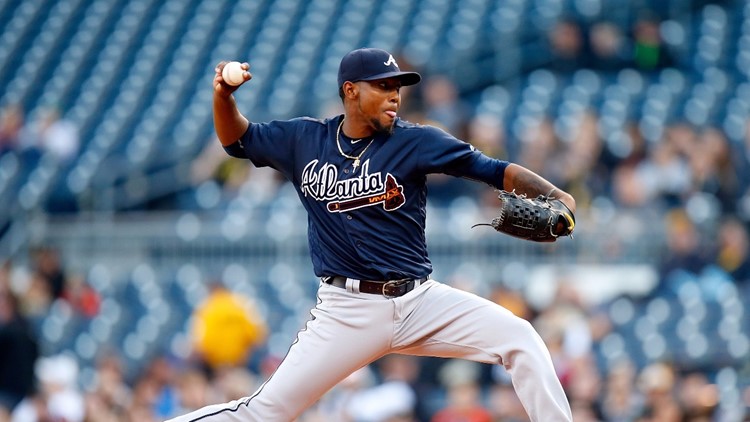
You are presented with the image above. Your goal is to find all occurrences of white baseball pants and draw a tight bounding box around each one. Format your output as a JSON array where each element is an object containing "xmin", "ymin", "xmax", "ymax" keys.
[{"xmin": 166, "ymin": 279, "xmax": 572, "ymax": 421}]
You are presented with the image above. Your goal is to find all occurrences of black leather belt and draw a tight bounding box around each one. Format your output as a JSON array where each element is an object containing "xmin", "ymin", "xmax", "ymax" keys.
[{"xmin": 322, "ymin": 276, "xmax": 428, "ymax": 297}]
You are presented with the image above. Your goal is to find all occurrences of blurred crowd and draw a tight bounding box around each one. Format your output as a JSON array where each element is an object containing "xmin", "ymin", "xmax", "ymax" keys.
[
  {"xmin": 2, "ymin": 247, "xmax": 748, "ymax": 421},
  {"xmin": 2, "ymin": 5, "xmax": 750, "ymax": 422},
  {"xmin": 0, "ymin": 105, "xmax": 80, "ymax": 163}
]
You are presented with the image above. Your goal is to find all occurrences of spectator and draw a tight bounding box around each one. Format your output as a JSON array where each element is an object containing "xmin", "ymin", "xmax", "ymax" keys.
[
  {"xmin": 25, "ymin": 107, "xmax": 80, "ymax": 162},
  {"xmin": 84, "ymin": 390, "xmax": 125, "ymax": 422},
  {"xmin": 547, "ymin": 17, "xmax": 587, "ymax": 74},
  {"xmin": 172, "ymin": 368, "xmax": 214, "ymax": 417},
  {"xmin": 562, "ymin": 111, "xmax": 604, "ymax": 206},
  {"xmin": 676, "ymin": 372, "xmax": 718, "ymax": 420},
  {"xmin": 486, "ymin": 382, "xmax": 529, "ymax": 422},
  {"xmin": 635, "ymin": 362, "xmax": 683, "ymax": 422},
  {"xmin": 84, "ymin": 353, "xmax": 131, "ymax": 421},
  {"xmin": 189, "ymin": 282, "xmax": 267, "ymax": 375},
  {"xmin": 0, "ymin": 289, "xmax": 39, "ymax": 414},
  {"xmin": 431, "ymin": 360, "xmax": 491, "ymax": 422},
  {"xmin": 10, "ymin": 392, "xmax": 50, "ymax": 422},
  {"xmin": 431, "ymin": 381, "xmax": 491, "ymax": 422},
  {"xmin": 62, "ymin": 274, "xmax": 100, "ymax": 318},
  {"xmin": 532, "ymin": 282, "xmax": 593, "ymax": 387},
  {"xmin": 570, "ymin": 400, "xmax": 602, "ymax": 422},
  {"xmin": 714, "ymin": 217, "xmax": 750, "ymax": 283},
  {"xmin": 127, "ymin": 373, "xmax": 161, "ymax": 422},
  {"xmin": 345, "ymin": 361, "xmax": 418, "ymax": 422},
  {"xmin": 635, "ymin": 134, "xmax": 692, "ymax": 208},
  {"xmin": 313, "ymin": 365, "xmax": 376, "ymax": 421},
  {"xmin": 0, "ymin": 104, "xmax": 24, "ymax": 157},
  {"xmin": 0, "ymin": 262, "xmax": 11, "ymax": 294},
  {"xmin": 146, "ymin": 354, "xmax": 181, "ymax": 420},
  {"xmin": 659, "ymin": 209, "xmax": 710, "ymax": 280},
  {"xmin": 611, "ymin": 162, "xmax": 650, "ymax": 208},
  {"xmin": 596, "ymin": 122, "xmax": 649, "ymax": 197},
  {"xmin": 466, "ymin": 113, "xmax": 507, "ymax": 161},
  {"xmin": 566, "ymin": 355, "xmax": 604, "ymax": 421},
  {"xmin": 30, "ymin": 246, "xmax": 67, "ymax": 301},
  {"xmin": 126, "ymin": 403, "xmax": 159, "ymax": 422},
  {"xmin": 588, "ymin": 22, "xmax": 631, "ymax": 72},
  {"xmin": 422, "ymin": 75, "xmax": 470, "ymax": 137},
  {"xmin": 630, "ymin": 13, "xmax": 674, "ymax": 71},
  {"xmin": 689, "ymin": 127, "xmax": 739, "ymax": 212},
  {"xmin": 12, "ymin": 354, "xmax": 85, "ymax": 422},
  {"xmin": 19, "ymin": 270, "xmax": 54, "ymax": 320},
  {"xmin": 518, "ymin": 117, "xmax": 564, "ymax": 183},
  {"xmin": 600, "ymin": 359, "xmax": 641, "ymax": 422},
  {"xmin": 347, "ymin": 355, "xmax": 430, "ymax": 422}
]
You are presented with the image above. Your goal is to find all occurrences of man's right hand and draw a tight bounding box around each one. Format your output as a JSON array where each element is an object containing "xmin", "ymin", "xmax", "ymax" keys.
[
  {"xmin": 214, "ymin": 61, "xmax": 251, "ymax": 96},
  {"xmin": 213, "ymin": 61, "xmax": 251, "ymax": 146}
]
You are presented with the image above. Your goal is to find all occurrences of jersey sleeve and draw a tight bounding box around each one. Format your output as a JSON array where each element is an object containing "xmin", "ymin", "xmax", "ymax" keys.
[
  {"xmin": 418, "ymin": 125, "xmax": 509, "ymax": 189},
  {"xmin": 223, "ymin": 118, "xmax": 303, "ymax": 176}
]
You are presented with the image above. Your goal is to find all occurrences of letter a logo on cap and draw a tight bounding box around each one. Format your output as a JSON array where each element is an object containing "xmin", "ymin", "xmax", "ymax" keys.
[{"xmin": 383, "ymin": 55, "xmax": 398, "ymax": 67}]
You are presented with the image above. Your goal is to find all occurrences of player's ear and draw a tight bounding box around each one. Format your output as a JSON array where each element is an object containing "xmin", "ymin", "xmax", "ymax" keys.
[{"xmin": 342, "ymin": 81, "xmax": 358, "ymax": 100}]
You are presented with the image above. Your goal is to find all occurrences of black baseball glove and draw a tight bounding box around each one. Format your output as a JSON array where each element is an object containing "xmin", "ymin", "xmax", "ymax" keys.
[{"xmin": 473, "ymin": 190, "xmax": 575, "ymax": 242}]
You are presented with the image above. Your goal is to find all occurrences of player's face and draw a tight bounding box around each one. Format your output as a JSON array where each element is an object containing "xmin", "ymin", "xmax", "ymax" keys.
[{"xmin": 355, "ymin": 78, "xmax": 402, "ymax": 134}]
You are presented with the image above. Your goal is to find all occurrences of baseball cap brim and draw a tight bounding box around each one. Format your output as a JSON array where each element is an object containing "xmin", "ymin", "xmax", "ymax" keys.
[{"xmin": 358, "ymin": 70, "xmax": 422, "ymax": 86}]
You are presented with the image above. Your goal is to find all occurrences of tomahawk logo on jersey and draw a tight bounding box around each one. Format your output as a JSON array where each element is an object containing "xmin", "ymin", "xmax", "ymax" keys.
[{"xmin": 301, "ymin": 159, "xmax": 406, "ymax": 212}]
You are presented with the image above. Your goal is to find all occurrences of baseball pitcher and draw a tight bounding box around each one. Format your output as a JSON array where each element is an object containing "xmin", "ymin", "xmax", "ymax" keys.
[{"xmin": 167, "ymin": 48, "xmax": 575, "ymax": 422}]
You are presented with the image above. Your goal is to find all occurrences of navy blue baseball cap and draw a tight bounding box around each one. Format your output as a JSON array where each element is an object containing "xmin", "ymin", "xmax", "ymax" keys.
[{"xmin": 337, "ymin": 48, "xmax": 421, "ymax": 88}]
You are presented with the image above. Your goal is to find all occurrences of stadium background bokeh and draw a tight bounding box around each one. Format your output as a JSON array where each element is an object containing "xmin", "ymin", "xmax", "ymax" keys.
[{"xmin": 1, "ymin": 0, "xmax": 749, "ymax": 420}]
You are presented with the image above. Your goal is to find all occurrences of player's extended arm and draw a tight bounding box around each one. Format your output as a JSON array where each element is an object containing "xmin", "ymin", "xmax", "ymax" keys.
[
  {"xmin": 213, "ymin": 61, "xmax": 251, "ymax": 147},
  {"xmin": 502, "ymin": 163, "xmax": 576, "ymax": 214}
]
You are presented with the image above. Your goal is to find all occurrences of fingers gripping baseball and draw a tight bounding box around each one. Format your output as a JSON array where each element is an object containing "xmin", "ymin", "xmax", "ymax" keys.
[{"xmin": 214, "ymin": 61, "xmax": 251, "ymax": 93}]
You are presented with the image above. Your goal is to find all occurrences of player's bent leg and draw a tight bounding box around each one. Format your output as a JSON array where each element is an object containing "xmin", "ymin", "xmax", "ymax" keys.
[
  {"xmin": 394, "ymin": 280, "xmax": 572, "ymax": 422},
  {"xmin": 167, "ymin": 283, "xmax": 395, "ymax": 422}
]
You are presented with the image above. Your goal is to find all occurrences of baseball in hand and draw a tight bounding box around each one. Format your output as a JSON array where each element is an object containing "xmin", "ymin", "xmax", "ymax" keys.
[{"xmin": 222, "ymin": 61, "xmax": 245, "ymax": 86}]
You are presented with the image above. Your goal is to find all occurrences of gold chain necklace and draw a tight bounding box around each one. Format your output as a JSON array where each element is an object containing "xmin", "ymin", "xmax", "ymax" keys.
[{"xmin": 336, "ymin": 118, "xmax": 374, "ymax": 171}]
